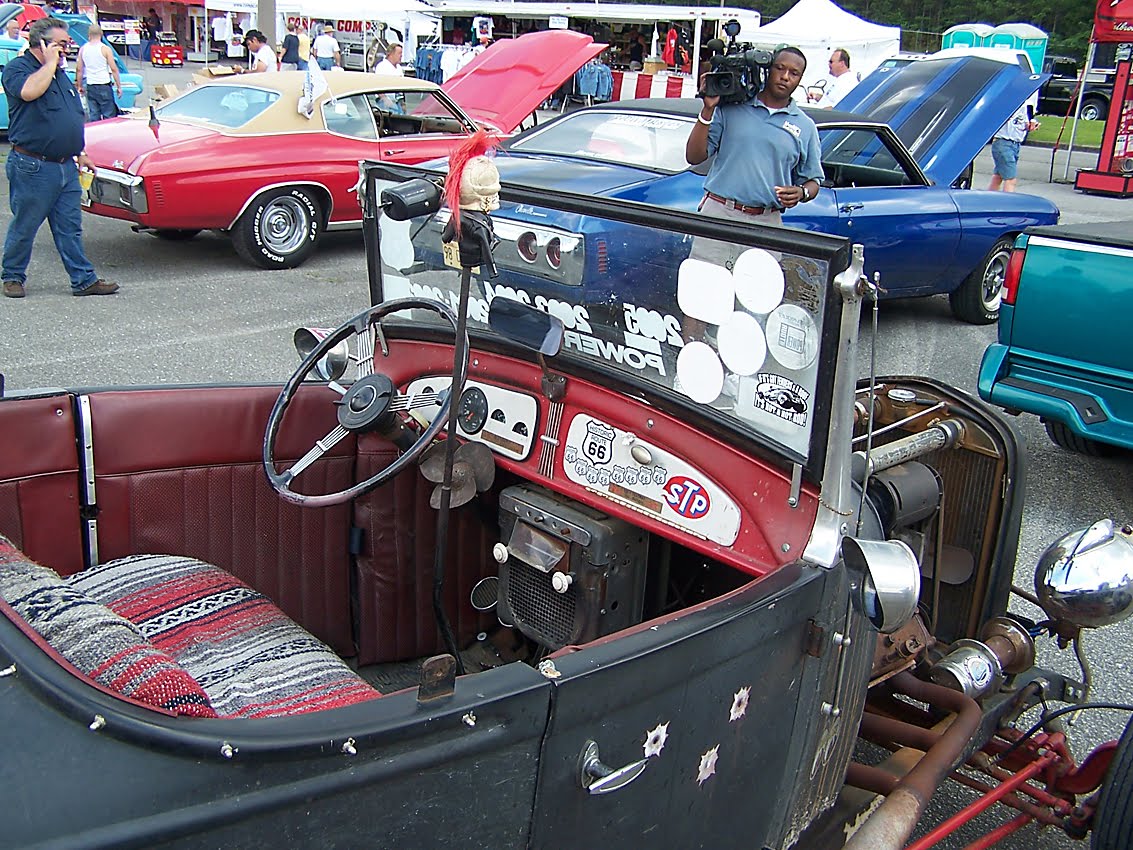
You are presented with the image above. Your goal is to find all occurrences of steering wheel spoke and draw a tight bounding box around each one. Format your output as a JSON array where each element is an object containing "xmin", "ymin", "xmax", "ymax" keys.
[{"xmin": 282, "ymin": 424, "xmax": 351, "ymax": 484}]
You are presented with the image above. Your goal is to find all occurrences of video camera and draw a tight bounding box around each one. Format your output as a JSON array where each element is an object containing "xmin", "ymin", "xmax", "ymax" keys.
[{"xmin": 701, "ymin": 20, "xmax": 774, "ymax": 105}]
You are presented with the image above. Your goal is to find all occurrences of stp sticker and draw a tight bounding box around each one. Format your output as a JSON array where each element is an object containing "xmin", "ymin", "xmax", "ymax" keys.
[{"xmin": 663, "ymin": 475, "xmax": 712, "ymax": 519}]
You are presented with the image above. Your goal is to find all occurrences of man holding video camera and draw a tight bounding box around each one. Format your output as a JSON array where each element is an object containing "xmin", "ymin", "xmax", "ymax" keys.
[{"xmin": 685, "ymin": 46, "xmax": 822, "ymax": 230}]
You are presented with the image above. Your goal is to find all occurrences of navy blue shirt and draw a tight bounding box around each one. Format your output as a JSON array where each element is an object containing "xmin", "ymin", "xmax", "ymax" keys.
[
  {"xmin": 3, "ymin": 52, "xmax": 86, "ymax": 161},
  {"xmin": 704, "ymin": 96, "xmax": 823, "ymax": 209}
]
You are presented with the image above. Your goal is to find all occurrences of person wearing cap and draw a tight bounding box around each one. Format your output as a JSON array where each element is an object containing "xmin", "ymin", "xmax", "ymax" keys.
[
  {"xmin": 236, "ymin": 30, "xmax": 277, "ymax": 73},
  {"xmin": 313, "ymin": 25, "xmax": 340, "ymax": 70}
]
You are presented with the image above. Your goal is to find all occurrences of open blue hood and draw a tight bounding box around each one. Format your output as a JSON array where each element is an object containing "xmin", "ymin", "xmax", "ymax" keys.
[{"xmin": 839, "ymin": 56, "xmax": 1049, "ymax": 187}]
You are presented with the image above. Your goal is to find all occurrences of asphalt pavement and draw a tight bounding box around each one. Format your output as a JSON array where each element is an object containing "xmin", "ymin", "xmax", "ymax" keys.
[{"xmin": 1, "ymin": 59, "xmax": 1132, "ymax": 849}]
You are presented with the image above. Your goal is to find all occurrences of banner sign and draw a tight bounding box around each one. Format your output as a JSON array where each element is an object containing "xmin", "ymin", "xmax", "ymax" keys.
[{"xmin": 1095, "ymin": 0, "xmax": 1133, "ymax": 43}]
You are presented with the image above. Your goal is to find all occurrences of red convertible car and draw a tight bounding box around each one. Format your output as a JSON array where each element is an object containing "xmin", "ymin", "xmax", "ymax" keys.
[{"xmin": 80, "ymin": 31, "xmax": 604, "ymax": 269}]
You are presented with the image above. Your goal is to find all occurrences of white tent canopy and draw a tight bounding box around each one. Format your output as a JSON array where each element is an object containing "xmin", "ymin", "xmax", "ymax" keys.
[{"xmin": 751, "ymin": 0, "xmax": 900, "ymax": 91}]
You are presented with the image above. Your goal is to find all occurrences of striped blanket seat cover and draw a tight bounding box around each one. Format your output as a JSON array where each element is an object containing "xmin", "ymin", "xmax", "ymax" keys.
[
  {"xmin": 69, "ymin": 555, "xmax": 381, "ymax": 718},
  {"xmin": 0, "ymin": 535, "xmax": 216, "ymax": 717}
]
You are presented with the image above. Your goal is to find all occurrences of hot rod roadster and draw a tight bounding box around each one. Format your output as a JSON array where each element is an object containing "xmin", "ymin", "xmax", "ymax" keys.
[{"xmin": 0, "ymin": 160, "xmax": 1132, "ymax": 850}]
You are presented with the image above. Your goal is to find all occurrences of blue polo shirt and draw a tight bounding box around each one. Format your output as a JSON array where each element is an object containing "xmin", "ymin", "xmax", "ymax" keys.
[
  {"xmin": 3, "ymin": 52, "xmax": 85, "ymax": 161},
  {"xmin": 704, "ymin": 96, "xmax": 823, "ymax": 209}
]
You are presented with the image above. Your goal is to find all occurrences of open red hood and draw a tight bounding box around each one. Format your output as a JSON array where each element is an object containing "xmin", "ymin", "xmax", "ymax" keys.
[{"xmin": 440, "ymin": 31, "xmax": 606, "ymax": 134}]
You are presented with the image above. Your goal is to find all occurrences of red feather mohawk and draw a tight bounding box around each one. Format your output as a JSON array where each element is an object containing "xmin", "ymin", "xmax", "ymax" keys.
[{"xmin": 444, "ymin": 127, "xmax": 497, "ymax": 235}]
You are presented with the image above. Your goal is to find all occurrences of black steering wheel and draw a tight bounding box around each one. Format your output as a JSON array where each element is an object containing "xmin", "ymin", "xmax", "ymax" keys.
[{"xmin": 263, "ymin": 298, "xmax": 467, "ymax": 507}]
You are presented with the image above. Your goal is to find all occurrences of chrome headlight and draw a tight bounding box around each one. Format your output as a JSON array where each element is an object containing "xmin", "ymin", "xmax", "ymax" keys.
[
  {"xmin": 842, "ymin": 537, "xmax": 921, "ymax": 633},
  {"xmin": 1035, "ymin": 519, "xmax": 1133, "ymax": 629}
]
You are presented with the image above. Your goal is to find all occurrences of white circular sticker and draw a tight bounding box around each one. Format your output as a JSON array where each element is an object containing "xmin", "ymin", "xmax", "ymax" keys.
[
  {"xmin": 678, "ymin": 258, "xmax": 735, "ymax": 325},
  {"xmin": 676, "ymin": 342, "xmax": 725, "ymax": 404},
  {"xmin": 717, "ymin": 311, "xmax": 767, "ymax": 376},
  {"xmin": 733, "ymin": 248, "xmax": 785, "ymax": 314},
  {"xmin": 766, "ymin": 304, "xmax": 818, "ymax": 370}
]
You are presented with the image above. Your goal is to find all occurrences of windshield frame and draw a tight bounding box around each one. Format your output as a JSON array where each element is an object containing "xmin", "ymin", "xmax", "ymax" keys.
[{"xmin": 361, "ymin": 161, "xmax": 852, "ymax": 482}]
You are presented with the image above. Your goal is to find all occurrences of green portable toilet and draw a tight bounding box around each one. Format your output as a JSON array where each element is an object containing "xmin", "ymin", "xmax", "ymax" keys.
[
  {"xmin": 990, "ymin": 23, "xmax": 1048, "ymax": 74},
  {"xmin": 942, "ymin": 23, "xmax": 994, "ymax": 50}
]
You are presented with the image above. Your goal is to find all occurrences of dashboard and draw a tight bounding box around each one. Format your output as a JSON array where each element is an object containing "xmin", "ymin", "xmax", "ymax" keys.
[{"xmin": 405, "ymin": 376, "xmax": 538, "ymax": 461}]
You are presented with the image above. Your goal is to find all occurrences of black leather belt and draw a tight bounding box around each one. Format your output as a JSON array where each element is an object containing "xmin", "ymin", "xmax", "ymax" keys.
[
  {"xmin": 704, "ymin": 191, "xmax": 779, "ymax": 215},
  {"xmin": 12, "ymin": 145, "xmax": 73, "ymax": 164}
]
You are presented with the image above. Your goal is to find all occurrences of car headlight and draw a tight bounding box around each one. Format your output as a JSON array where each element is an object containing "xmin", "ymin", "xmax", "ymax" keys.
[{"xmin": 841, "ymin": 536, "xmax": 921, "ymax": 633}]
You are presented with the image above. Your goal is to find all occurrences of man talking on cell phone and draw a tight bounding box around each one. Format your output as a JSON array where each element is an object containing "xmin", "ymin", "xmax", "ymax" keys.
[{"xmin": 1, "ymin": 18, "xmax": 119, "ymax": 298}]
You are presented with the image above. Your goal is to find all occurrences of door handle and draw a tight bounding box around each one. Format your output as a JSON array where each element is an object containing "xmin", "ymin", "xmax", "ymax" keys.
[
  {"xmin": 383, "ymin": 149, "xmax": 406, "ymax": 156},
  {"xmin": 578, "ymin": 740, "xmax": 649, "ymax": 795},
  {"xmin": 839, "ymin": 202, "xmax": 864, "ymax": 213}
]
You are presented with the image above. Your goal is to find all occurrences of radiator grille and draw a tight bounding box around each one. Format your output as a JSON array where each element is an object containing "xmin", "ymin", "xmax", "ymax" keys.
[
  {"xmin": 871, "ymin": 433, "xmax": 1004, "ymax": 642},
  {"xmin": 507, "ymin": 559, "xmax": 576, "ymax": 647}
]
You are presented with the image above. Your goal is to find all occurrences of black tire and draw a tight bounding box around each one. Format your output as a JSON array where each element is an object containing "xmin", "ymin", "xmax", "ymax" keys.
[
  {"xmin": 1093, "ymin": 716, "xmax": 1133, "ymax": 850},
  {"xmin": 151, "ymin": 229, "xmax": 201, "ymax": 241},
  {"xmin": 1043, "ymin": 420, "xmax": 1116, "ymax": 457},
  {"xmin": 949, "ymin": 237, "xmax": 1013, "ymax": 324},
  {"xmin": 1081, "ymin": 97, "xmax": 1108, "ymax": 123},
  {"xmin": 231, "ymin": 187, "xmax": 323, "ymax": 270}
]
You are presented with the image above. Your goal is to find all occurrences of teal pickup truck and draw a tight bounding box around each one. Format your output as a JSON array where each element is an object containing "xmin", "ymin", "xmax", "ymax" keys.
[{"xmin": 979, "ymin": 221, "xmax": 1132, "ymax": 455}]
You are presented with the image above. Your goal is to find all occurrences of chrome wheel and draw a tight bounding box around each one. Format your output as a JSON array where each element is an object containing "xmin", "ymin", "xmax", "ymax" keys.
[
  {"xmin": 981, "ymin": 244, "xmax": 1011, "ymax": 312},
  {"xmin": 260, "ymin": 196, "xmax": 312, "ymax": 256}
]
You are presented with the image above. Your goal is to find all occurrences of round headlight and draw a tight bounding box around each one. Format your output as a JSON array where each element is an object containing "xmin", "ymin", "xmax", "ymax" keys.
[
  {"xmin": 842, "ymin": 537, "xmax": 921, "ymax": 633},
  {"xmin": 1035, "ymin": 519, "xmax": 1133, "ymax": 629}
]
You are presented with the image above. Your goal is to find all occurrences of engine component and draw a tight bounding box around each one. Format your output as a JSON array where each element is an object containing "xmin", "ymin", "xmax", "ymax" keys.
[
  {"xmin": 852, "ymin": 419, "xmax": 964, "ymax": 482},
  {"xmin": 928, "ymin": 616, "xmax": 1035, "ymax": 699},
  {"xmin": 866, "ymin": 462, "xmax": 943, "ymax": 533},
  {"xmin": 496, "ymin": 484, "xmax": 648, "ymax": 649},
  {"xmin": 871, "ymin": 613, "xmax": 934, "ymax": 684},
  {"xmin": 1035, "ymin": 519, "xmax": 1133, "ymax": 629}
]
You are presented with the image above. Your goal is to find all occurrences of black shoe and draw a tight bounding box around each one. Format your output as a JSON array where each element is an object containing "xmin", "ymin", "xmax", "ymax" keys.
[
  {"xmin": 73, "ymin": 279, "xmax": 120, "ymax": 296},
  {"xmin": 3, "ymin": 280, "xmax": 25, "ymax": 298}
]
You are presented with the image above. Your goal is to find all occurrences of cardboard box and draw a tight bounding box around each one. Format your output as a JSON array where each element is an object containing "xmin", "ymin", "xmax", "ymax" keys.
[
  {"xmin": 192, "ymin": 65, "xmax": 239, "ymax": 86},
  {"xmin": 642, "ymin": 58, "xmax": 667, "ymax": 75},
  {"xmin": 153, "ymin": 84, "xmax": 180, "ymax": 100}
]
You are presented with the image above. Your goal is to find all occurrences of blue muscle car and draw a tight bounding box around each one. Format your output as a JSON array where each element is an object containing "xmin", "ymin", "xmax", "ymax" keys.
[{"xmin": 467, "ymin": 56, "xmax": 1058, "ymax": 325}]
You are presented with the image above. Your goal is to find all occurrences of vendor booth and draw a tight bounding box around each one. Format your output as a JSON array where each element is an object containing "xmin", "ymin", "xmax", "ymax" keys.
[
  {"xmin": 424, "ymin": 1, "xmax": 760, "ymax": 100},
  {"xmin": 751, "ymin": 0, "xmax": 900, "ymax": 92}
]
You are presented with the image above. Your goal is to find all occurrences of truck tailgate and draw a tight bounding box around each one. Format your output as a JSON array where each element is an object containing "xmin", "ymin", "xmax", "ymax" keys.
[{"xmin": 1008, "ymin": 224, "xmax": 1133, "ymax": 375}]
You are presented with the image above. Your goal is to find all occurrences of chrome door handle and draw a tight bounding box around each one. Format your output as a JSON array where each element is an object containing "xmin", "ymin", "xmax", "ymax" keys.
[
  {"xmin": 383, "ymin": 149, "xmax": 405, "ymax": 156},
  {"xmin": 839, "ymin": 202, "xmax": 864, "ymax": 213},
  {"xmin": 578, "ymin": 740, "xmax": 649, "ymax": 795}
]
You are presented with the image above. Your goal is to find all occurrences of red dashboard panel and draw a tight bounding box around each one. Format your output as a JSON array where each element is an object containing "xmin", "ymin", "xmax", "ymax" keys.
[{"xmin": 382, "ymin": 341, "xmax": 820, "ymax": 577}]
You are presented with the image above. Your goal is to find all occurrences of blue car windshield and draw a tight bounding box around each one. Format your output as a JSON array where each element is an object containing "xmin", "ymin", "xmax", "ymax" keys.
[
  {"xmin": 372, "ymin": 181, "xmax": 835, "ymax": 464},
  {"xmin": 508, "ymin": 111, "xmax": 692, "ymax": 173},
  {"xmin": 156, "ymin": 85, "xmax": 280, "ymax": 128}
]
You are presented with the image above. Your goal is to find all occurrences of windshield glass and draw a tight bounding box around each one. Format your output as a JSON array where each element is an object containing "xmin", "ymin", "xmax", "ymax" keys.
[
  {"xmin": 372, "ymin": 178, "xmax": 838, "ymax": 464},
  {"xmin": 156, "ymin": 85, "xmax": 280, "ymax": 128},
  {"xmin": 508, "ymin": 111, "xmax": 692, "ymax": 173}
]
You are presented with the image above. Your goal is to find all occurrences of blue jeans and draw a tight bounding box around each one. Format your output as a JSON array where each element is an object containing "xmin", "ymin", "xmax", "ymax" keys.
[
  {"xmin": 85, "ymin": 83, "xmax": 117, "ymax": 121},
  {"xmin": 991, "ymin": 138, "xmax": 1021, "ymax": 180},
  {"xmin": 2, "ymin": 151, "xmax": 98, "ymax": 292},
  {"xmin": 317, "ymin": 56, "xmax": 334, "ymax": 70}
]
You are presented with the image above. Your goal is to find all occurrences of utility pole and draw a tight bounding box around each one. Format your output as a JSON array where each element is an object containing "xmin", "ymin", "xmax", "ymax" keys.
[{"xmin": 258, "ymin": 0, "xmax": 276, "ymax": 49}]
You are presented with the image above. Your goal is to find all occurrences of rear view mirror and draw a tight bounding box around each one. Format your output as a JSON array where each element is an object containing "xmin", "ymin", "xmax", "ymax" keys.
[{"xmin": 488, "ymin": 298, "xmax": 564, "ymax": 356}]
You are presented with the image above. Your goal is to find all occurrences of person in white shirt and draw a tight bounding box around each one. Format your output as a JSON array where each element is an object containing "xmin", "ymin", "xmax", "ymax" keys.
[
  {"xmin": 75, "ymin": 25, "xmax": 122, "ymax": 121},
  {"xmin": 372, "ymin": 42, "xmax": 402, "ymax": 76},
  {"xmin": 313, "ymin": 26, "xmax": 340, "ymax": 70},
  {"xmin": 809, "ymin": 48, "xmax": 858, "ymax": 109},
  {"xmin": 4, "ymin": 19, "xmax": 28, "ymax": 53},
  {"xmin": 238, "ymin": 30, "xmax": 277, "ymax": 73},
  {"xmin": 373, "ymin": 43, "xmax": 404, "ymax": 113}
]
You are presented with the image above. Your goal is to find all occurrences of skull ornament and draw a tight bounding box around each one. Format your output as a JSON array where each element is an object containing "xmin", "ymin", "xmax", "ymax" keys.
[{"xmin": 459, "ymin": 156, "xmax": 500, "ymax": 212}]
